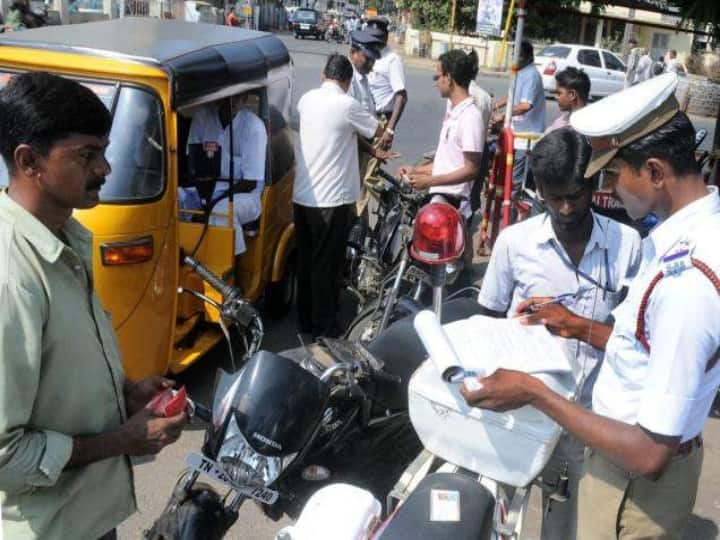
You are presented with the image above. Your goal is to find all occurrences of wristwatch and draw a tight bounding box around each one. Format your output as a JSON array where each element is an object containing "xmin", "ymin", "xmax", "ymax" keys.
[{"xmin": 386, "ymin": 128, "xmax": 395, "ymax": 136}]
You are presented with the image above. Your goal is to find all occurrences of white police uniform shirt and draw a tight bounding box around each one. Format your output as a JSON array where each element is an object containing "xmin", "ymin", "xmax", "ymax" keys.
[
  {"xmin": 594, "ymin": 187, "xmax": 720, "ymax": 441},
  {"xmin": 180, "ymin": 104, "xmax": 267, "ymax": 254},
  {"xmin": 293, "ymin": 81, "xmax": 378, "ymax": 208},
  {"xmin": 512, "ymin": 63, "xmax": 546, "ymax": 150},
  {"xmin": 368, "ymin": 46, "xmax": 406, "ymax": 114},
  {"xmin": 349, "ymin": 66, "xmax": 376, "ymax": 116},
  {"xmin": 478, "ymin": 212, "xmax": 642, "ymax": 406}
]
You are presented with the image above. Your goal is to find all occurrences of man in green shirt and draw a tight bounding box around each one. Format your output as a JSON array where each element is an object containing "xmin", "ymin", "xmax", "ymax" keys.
[{"xmin": 0, "ymin": 72, "xmax": 187, "ymax": 539}]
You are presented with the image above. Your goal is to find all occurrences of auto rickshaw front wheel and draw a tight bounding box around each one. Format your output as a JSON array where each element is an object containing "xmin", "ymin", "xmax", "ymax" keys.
[{"xmin": 265, "ymin": 253, "xmax": 297, "ymax": 319}]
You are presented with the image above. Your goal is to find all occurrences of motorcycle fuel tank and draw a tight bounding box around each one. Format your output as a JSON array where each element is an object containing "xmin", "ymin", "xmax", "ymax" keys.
[{"xmin": 231, "ymin": 350, "xmax": 330, "ymax": 457}]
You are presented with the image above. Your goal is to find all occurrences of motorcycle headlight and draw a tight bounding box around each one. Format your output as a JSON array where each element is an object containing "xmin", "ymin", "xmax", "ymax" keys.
[{"xmin": 217, "ymin": 415, "xmax": 297, "ymax": 488}]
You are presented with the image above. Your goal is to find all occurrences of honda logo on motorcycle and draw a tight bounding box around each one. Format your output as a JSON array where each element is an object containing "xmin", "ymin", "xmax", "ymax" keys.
[{"xmin": 252, "ymin": 432, "xmax": 283, "ymax": 450}]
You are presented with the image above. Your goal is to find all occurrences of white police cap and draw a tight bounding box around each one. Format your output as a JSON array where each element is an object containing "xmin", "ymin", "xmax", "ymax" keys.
[{"xmin": 570, "ymin": 72, "xmax": 679, "ymax": 177}]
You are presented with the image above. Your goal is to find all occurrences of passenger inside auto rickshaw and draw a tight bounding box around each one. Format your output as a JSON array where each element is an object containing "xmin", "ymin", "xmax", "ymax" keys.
[{"xmin": 179, "ymin": 93, "xmax": 268, "ymax": 255}]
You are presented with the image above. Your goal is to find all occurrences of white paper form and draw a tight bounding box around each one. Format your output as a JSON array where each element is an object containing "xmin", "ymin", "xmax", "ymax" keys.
[
  {"xmin": 414, "ymin": 310, "xmax": 466, "ymax": 382},
  {"xmin": 441, "ymin": 314, "xmax": 573, "ymax": 376}
]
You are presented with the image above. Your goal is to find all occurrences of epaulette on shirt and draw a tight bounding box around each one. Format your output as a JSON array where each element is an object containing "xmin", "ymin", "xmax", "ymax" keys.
[
  {"xmin": 636, "ymin": 239, "xmax": 720, "ymax": 373},
  {"xmin": 659, "ymin": 240, "xmax": 693, "ymax": 276}
]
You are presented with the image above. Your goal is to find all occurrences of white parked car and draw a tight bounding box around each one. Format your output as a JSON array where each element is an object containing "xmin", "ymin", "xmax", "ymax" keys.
[{"xmin": 535, "ymin": 44, "xmax": 627, "ymax": 99}]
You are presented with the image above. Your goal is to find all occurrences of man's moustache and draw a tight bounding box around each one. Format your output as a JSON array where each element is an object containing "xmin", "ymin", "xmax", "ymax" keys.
[{"xmin": 86, "ymin": 179, "xmax": 106, "ymax": 190}]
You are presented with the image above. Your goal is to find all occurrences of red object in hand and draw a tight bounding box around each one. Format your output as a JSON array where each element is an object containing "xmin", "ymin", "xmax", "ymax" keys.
[{"xmin": 147, "ymin": 387, "xmax": 187, "ymax": 417}]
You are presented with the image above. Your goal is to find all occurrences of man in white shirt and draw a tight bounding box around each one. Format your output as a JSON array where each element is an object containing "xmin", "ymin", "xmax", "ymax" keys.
[
  {"xmin": 344, "ymin": 15, "xmax": 358, "ymax": 38},
  {"xmin": 367, "ymin": 17, "xmax": 408, "ymax": 149},
  {"xmin": 665, "ymin": 49, "xmax": 687, "ymax": 75},
  {"xmin": 477, "ymin": 127, "xmax": 641, "ymax": 539},
  {"xmin": 492, "ymin": 40, "xmax": 546, "ymax": 188},
  {"xmin": 462, "ymin": 74, "xmax": 720, "ymax": 540},
  {"xmin": 294, "ymin": 54, "xmax": 390, "ymax": 339},
  {"xmin": 634, "ymin": 48, "xmax": 653, "ymax": 84},
  {"xmin": 180, "ymin": 97, "xmax": 267, "ymax": 255},
  {"xmin": 399, "ymin": 49, "xmax": 484, "ymax": 220},
  {"xmin": 545, "ymin": 67, "xmax": 589, "ymax": 135},
  {"xmin": 466, "ymin": 51, "xmax": 494, "ymax": 213},
  {"xmin": 624, "ymin": 37, "xmax": 641, "ymax": 88}
]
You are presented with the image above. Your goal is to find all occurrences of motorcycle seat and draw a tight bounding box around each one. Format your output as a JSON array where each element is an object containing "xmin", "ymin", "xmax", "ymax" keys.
[
  {"xmin": 368, "ymin": 298, "xmax": 483, "ymax": 411},
  {"xmin": 378, "ymin": 472, "xmax": 494, "ymax": 540}
]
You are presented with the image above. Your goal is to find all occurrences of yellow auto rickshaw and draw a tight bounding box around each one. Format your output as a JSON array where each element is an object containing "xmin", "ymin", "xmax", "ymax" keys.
[{"xmin": 0, "ymin": 18, "xmax": 297, "ymax": 380}]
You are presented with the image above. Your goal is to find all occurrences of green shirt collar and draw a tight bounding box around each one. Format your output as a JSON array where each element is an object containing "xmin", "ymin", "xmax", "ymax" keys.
[{"xmin": 0, "ymin": 190, "xmax": 93, "ymax": 264}]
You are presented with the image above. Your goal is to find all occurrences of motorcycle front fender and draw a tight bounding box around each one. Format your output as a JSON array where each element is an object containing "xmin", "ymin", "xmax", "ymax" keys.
[{"xmin": 145, "ymin": 481, "xmax": 237, "ymax": 540}]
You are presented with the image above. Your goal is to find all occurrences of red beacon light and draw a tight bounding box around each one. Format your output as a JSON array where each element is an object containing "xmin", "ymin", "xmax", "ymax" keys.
[{"xmin": 410, "ymin": 202, "xmax": 465, "ymax": 265}]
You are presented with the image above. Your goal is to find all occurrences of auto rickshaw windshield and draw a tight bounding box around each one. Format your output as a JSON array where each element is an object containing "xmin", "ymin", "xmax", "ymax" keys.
[{"xmin": 0, "ymin": 72, "xmax": 165, "ymax": 203}]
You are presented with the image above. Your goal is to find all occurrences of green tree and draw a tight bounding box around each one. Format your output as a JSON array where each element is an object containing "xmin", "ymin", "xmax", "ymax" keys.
[
  {"xmin": 395, "ymin": 0, "xmax": 590, "ymax": 35},
  {"xmin": 366, "ymin": 0, "xmax": 383, "ymax": 10},
  {"xmin": 670, "ymin": 0, "xmax": 720, "ymax": 40},
  {"xmin": 395, "ymin": 0, "xmax": 470, "ymax": 32}
]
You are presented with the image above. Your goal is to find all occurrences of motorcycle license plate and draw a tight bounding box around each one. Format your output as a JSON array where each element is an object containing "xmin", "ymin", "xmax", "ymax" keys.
[
  {"xmin": 300, "ymin": 24, "xmax": 310, "ymax": 29},
  {"xmin": 185, "ymin": 453, "xmax": 279, "ymax": 505}
]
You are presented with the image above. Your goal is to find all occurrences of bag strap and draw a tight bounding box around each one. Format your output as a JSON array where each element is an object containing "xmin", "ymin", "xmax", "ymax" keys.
[{"xmin": 635, "ymin": 257, "xmax": 720, "ymax": 372}]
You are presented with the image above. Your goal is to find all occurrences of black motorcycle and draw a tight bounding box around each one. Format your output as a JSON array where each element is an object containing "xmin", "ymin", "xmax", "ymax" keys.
[{"xmin": 147, "ymin": 258, "xmax": 421, "ymax": 539}]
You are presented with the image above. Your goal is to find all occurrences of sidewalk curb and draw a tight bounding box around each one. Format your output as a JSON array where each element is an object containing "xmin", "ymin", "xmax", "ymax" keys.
[{"xmin": 398, "ymin": 51, "xmax": 509, "ymax": 79}]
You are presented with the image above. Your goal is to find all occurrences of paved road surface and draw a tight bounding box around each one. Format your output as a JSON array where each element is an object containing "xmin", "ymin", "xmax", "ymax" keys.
[{"xmin": 119, "ymin": 35, "xmax": 720, "ymax": 540}]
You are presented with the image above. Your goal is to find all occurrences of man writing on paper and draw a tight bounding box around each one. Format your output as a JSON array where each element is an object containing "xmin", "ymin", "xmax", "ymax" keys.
[
  {"xmin": 463, "ymin": 73, "xmax": 720, "ymax": 539},
  {"xmin": 475, "ymin": 127, "xmax": 641, "ymax": 539}
]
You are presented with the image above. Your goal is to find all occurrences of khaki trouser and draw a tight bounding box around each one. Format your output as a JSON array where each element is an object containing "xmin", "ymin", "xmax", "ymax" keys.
[
  {"xmin": 356, "ymin": 143, "xmax": 377, "ymax": 217},
  {"xmin": 577, "ymin": 442, "xmax": 703, "ymax": 540},
  {"xmin": 356, "ymin": 116, "xmax": 388, "ymax": 217},
  {"xmin": 540, "ymin": 433, "xmax": 586, "ymax": 540}
]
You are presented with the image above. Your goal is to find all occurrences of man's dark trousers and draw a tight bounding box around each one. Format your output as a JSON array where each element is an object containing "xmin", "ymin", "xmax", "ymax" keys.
[{"xmin": 294, "ymin": 202, "xmax": 354, "ymax": 338}]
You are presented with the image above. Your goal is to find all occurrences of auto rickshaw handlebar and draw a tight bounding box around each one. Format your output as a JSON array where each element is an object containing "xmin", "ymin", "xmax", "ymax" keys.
[
  {"xmin": 183, "ymin": 255, "xmax": 234, "ymax": 299},
  {"xmin": 183, "ymin": 254, "xmax": 262, "ymax": 340}
]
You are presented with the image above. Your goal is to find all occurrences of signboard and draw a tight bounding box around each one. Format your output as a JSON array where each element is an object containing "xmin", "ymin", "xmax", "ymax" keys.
[{"xmin": 476, "ymin": 0, "xmax": 503, "ymax": 36}]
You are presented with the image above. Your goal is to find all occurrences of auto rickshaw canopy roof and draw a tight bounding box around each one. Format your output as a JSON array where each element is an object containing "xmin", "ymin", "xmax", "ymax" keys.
[{"xmin": 0, "ymin": 18, "xmax": 291, "ymax": 108}]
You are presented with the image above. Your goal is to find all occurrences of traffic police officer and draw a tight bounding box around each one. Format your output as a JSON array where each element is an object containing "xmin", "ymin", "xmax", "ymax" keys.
[
  {"xmin": 348, "ymin": 30, "xmax": 382, "ymax": 116},
  {"xmin": 461, "ymin": 72, "xmax": 720, "ymax": 539},
  {"xmin": 366, "ymin": 17, "xmax": 407, "ymax": 149},
  {"xmin": 348, "ymin": 29, "xmax": 385, "ymax": 216}
]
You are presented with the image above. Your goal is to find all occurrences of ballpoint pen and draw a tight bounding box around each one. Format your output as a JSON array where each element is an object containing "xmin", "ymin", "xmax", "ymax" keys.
[{"xmin": 528, "ymin": 292, "xmax": 577, "ymax": 312}]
